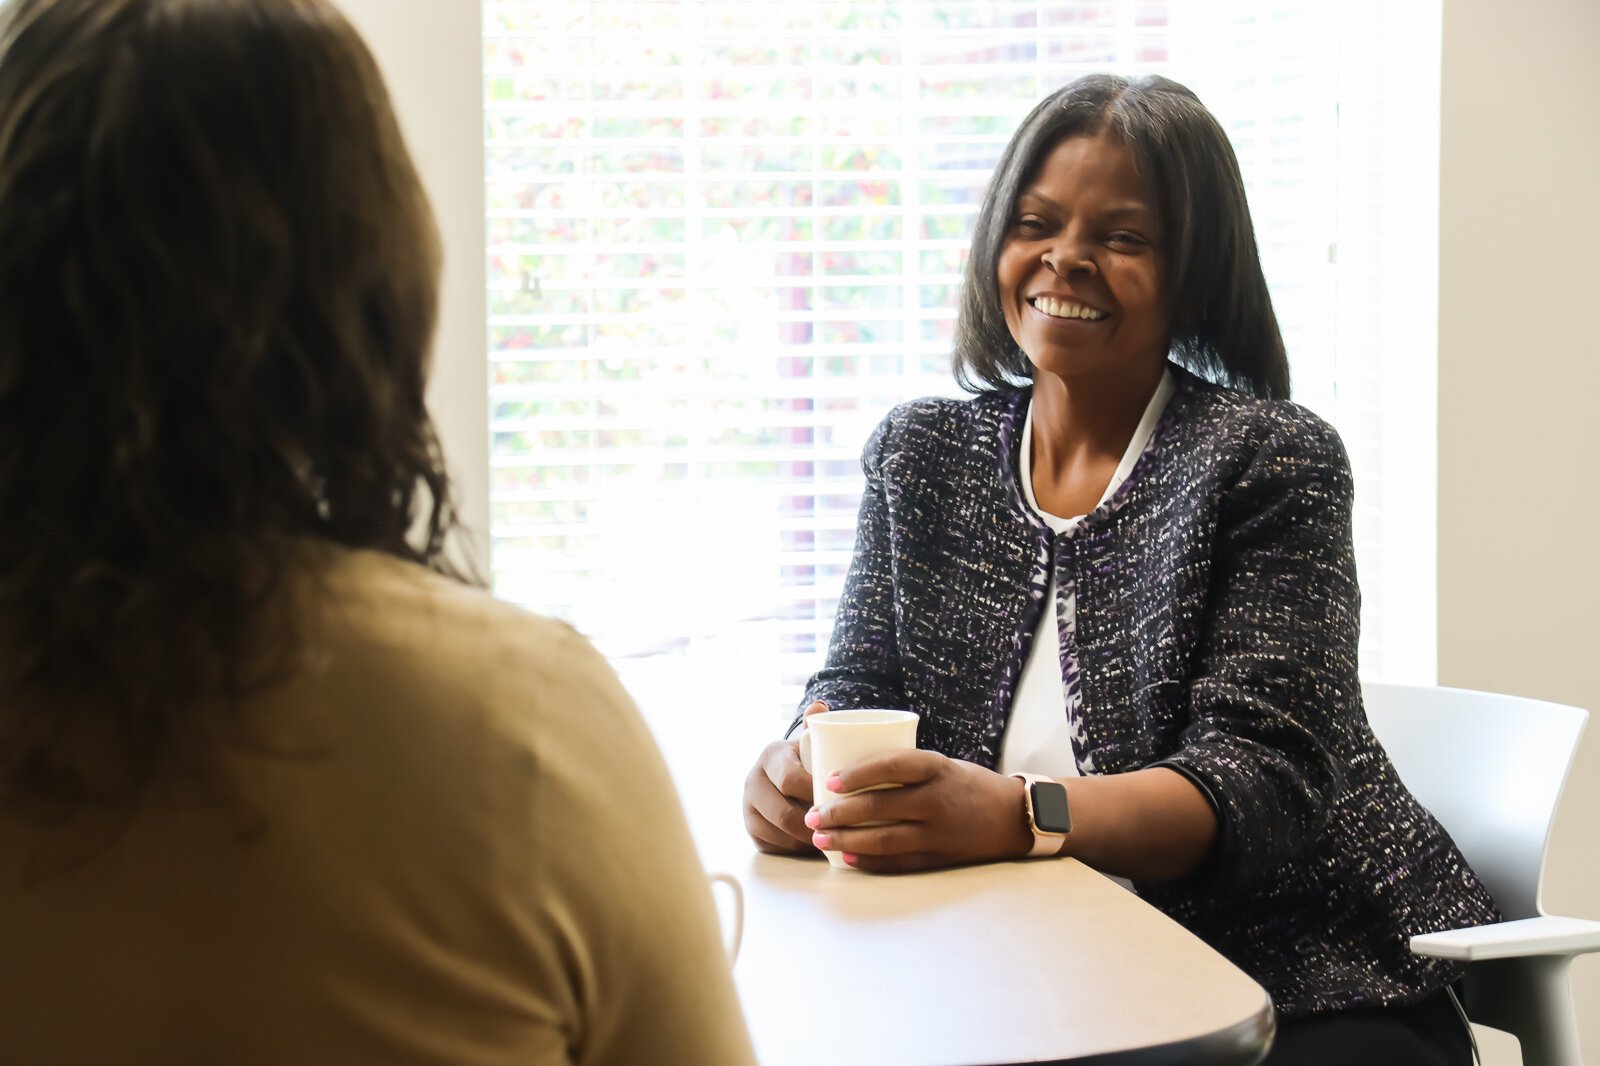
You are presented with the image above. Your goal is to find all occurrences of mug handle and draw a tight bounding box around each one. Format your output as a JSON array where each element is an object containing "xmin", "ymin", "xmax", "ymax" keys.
[
  {"xmin": 707, "ymin": 871, "xmax": 743, "ymax": 965},
  {"xmin": 795, "ymin": 701, "xmax": 828, "ymax": 774}
]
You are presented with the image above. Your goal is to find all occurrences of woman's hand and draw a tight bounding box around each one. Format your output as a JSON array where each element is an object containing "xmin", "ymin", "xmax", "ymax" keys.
[
  {"xmin": 802, "ymin": 750, "xmax": 1034, "ymax": 872},
  {"xmin": 743, "ymin": 701, "xmax": 830, "ymax": 854}
]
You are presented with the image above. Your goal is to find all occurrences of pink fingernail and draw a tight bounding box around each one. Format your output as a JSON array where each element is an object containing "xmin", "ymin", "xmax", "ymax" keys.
[
  {"xmin": 804, "ymin": 808, "xmax": 822, "ymax": 830},
  {"xmin": 826, "ymin": 773, "xmax": 844, "ymax": 793},
  {"xmin": 842, "ymin": 852, "xmax": 859, "ymax": 866},
  {"xmin": 812, "ymin": 832, "xmax": 832, "ymax": 849}
]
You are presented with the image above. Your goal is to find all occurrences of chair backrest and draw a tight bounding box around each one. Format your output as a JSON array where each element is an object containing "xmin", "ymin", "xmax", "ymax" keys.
[{"xmin": 1361, "ymin": 682, "xmax": 1588, "ymax": 921}]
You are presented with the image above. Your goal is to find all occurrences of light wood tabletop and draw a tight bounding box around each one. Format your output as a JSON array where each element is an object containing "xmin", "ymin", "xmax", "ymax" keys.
[
  {"xmin": 664, "ymin": 720, "xmax": 1273, "ymax": 1066},
  {"xmin": 713, "ymin": 848, "xmax": 1274, "ymax": 1066}
]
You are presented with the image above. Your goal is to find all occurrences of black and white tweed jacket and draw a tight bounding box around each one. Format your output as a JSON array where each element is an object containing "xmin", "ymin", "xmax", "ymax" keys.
[{"xmin": 799, "ymin": 363, "xmax": 1499, "ymax": 1018}]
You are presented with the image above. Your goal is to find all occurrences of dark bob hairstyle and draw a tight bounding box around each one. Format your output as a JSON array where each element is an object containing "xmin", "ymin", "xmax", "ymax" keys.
[
  {"xmin": 0, "ymin": 0, "xmax": 468, "ymax": 810},
  {"xmin": 953, "ymin": 73, "xmax": 1290, "ymax": 400}
]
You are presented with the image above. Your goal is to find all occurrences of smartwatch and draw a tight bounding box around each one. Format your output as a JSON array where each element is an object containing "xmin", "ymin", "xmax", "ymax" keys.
[{"xmin": 1010, "ymin": 772, "xmax": 1071, "ymax": 858}]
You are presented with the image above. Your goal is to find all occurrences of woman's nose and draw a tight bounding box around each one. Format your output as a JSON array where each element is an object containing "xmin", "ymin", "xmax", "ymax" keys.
[{"xmin": 1041, "ymin": 234, "xmax": 1097, "ymax": 277}]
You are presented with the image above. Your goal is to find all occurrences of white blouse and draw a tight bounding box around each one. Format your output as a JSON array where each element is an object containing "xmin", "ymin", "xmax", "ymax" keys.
[{"xmin": 996, "ymin": 370, "xmax": 1175, "ymax": 779}]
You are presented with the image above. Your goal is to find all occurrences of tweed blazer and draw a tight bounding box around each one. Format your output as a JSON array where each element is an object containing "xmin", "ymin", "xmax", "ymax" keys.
[{"xmin": 799, "ymin": 364, "xmax": 1499, "ymax": 1019}]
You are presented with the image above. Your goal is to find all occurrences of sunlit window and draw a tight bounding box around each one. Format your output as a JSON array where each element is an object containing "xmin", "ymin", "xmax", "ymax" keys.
[{"xmin": 481, "ymin": 0, "xmax": 1441, "ymax": 741}]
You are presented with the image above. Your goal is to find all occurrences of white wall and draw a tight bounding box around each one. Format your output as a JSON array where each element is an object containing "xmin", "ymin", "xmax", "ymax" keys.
[
  {"xmin": 337, "ymin": 0, "xmax": 490, "ymax": 572},
  {"xmin": 1438, "ymin": 0, "xmax": 1600, "ymax": 1062}
]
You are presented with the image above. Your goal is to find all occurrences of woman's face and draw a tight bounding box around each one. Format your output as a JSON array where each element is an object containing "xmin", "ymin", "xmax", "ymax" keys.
[{"xmin": 996, "ymin": 130, "xmax": 1171, "ymax": 386}]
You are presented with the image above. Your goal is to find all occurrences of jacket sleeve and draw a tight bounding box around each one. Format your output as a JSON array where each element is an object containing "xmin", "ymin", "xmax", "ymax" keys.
[
  {"xmin": 793, "ymin": 411, "xmax": 910, "ymax": 733},
  {"xmin": 1152, "ymin": 411, "xmax": 1360, "ymax": 892}
]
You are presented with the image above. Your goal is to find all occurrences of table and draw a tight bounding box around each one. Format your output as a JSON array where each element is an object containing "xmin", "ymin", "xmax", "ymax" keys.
[{"xmin": 717, "ymin": 849, "xmax": 1274, "ymax": 1065}]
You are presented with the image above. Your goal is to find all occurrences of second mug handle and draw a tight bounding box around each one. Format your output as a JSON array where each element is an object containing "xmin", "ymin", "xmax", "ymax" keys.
[{"xmin": 707, "ymin": 871, "xmax": 743, "ymax": 965}]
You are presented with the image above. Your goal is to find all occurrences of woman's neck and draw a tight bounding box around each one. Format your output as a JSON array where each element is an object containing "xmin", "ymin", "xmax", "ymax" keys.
[{"xmin": 1027, "ymin": 361, "xmax": 1165, "ymax": 518}]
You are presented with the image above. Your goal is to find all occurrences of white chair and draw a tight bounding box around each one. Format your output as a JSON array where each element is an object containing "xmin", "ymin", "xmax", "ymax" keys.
[{"xmin": 1363, "ymin": 682, "xmax": 1600, "ymax": 1066}]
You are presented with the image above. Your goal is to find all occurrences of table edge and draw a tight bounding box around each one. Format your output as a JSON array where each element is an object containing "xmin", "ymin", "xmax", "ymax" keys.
[{"xmin": 1015, "ymin": 995, "xmax": 1275, "ymax": 1066}]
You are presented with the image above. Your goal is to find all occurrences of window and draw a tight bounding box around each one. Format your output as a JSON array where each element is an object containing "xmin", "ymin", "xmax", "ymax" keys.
[{"xmin": 481, "ymin": 0, "xmax": 1441, "ymax": 748}]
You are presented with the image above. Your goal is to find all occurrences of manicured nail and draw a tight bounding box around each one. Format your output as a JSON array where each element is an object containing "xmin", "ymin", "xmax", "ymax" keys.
[
  {"xmin": 812, "ymin": 832, "xmax": 832, "ymax": 849},
  {"xmin": 842, "ymin": 852, "xmax": 859, "ymax": 866},
  {"xmin": 826, "ymin": 773, "xmax": 844, "ymax": 793},
  {"xmin": 804, "ymin": 808, "xmax": 822, "ymax": 830}
]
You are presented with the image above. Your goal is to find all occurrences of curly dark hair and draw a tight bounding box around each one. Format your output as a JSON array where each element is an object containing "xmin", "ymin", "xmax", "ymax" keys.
[
  {"xmin": 0, "ymin": 0, "xmax": 472, "ymax": 811},
  {"xmin": 954, "ymin": 73, "xmax": 1290, "ymax": 400}
]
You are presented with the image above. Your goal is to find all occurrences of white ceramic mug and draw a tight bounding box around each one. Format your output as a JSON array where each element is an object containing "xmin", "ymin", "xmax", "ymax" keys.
[
  {"xmin": 797, "ymin": 708, "xmax": 919, "ymax": 870},
  {"xmin": 707, "ymin": 871, "xmax": 743, "ymax": 964}
]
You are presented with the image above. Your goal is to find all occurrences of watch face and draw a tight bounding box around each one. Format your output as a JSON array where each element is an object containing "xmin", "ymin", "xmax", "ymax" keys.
[{"xmin": 1031, "ymin": 781, "xmax": 1072, "ymax": 835}]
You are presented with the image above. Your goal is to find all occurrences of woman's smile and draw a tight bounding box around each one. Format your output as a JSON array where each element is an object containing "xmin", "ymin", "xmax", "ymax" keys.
[{"xmin": 1027, "ymin": 294, "xmax": 1110, "ymax": 322}]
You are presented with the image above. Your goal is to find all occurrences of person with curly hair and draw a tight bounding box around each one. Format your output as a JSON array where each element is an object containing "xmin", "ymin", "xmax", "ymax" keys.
[{"xmin": 0, "ymin": 2, "xmax": 754, "ymax": 1063}]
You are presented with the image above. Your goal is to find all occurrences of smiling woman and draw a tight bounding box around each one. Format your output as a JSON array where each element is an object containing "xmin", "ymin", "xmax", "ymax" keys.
[
  {"xmin": 998, "ymin": 133, "xmax": 1170, "ymax": 390},
  {"xmin": 957, "ymin": 73, "xmax": 1287, "ymax": 401},
  {"xmin": 742, "ymin": 73, "xmax": 1495, "ymax": 1066}
]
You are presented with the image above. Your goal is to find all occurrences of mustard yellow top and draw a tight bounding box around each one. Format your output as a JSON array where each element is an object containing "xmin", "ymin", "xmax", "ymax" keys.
[{"xmin": 0, "ymin": 549, "xmax": 756, "ymax": 1066}]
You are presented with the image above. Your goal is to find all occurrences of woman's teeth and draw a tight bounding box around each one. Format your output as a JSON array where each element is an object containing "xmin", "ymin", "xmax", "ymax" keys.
[{"xmin": 1032, "ymin": 296, "xmax": 1107, "ymax": 320}]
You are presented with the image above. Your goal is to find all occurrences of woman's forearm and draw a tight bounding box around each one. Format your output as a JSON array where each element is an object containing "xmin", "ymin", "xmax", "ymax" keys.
[{"xmin": 1053, "ymin": 767, "xmax": 1219, "ymax": 882}]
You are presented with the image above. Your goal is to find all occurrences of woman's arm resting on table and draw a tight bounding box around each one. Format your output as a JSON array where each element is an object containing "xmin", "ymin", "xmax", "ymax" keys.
[
  {"xmin": 806, "ymin": 751, "xmax": 1217, "ymax": 880},
  {"xmin": 1044, "ymin": 767, "xmax": 1217, "ymax": 880}
]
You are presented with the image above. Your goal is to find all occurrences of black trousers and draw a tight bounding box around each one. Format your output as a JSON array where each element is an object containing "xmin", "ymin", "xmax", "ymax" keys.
[{"xmin": 1263, "ymin": 986, "xmax": 1473, "ymax": 1066}]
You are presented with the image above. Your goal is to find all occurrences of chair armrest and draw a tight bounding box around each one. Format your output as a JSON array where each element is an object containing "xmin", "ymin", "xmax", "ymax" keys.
[{"xmin": 1411, "ymin": 916, "xmax": 1600, "ymax": 961}]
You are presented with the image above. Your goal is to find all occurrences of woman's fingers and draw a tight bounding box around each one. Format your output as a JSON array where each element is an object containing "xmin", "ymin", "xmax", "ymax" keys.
[
  {"xmin": 807, "ymin": 785, "xmax": 919, "ymax": 830},
  {"xmin": 768, "ymin": 742, "xmax": 814, "ymax": 804},
  {"xmin": 824, "ymin": 749, "xmax": 944, "ymax": 795},
  {"xmin": 840, "ymin": 850, "xmax": 935, "ymax": 874},
  {"xmin": 742, "ymin": 741, "xmax": 815, "ymax": 849},
  {"xmin": 808, "ymin": 819, "xmax": 924, "ymax": 858},
  {"xmin": 744, "ymin": 806, "xmax": 811, "ymax": 854},
  {"xmin": 804, "ymin": 754, "xmax": 1029, "ymax": 868},
  {"xmin": 748, "ymin": 783, "xmax": 811, "ymax": 848}
]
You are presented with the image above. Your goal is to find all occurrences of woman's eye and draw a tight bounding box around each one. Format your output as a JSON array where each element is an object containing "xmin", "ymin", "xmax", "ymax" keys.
[
  {"xmin": 1108, "ymin": 231, "xmax": 1146, "ymax": 247},
  {"xmin": 1012, "ymin": 217, "xmax": 1048, "ymax": 233}
]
